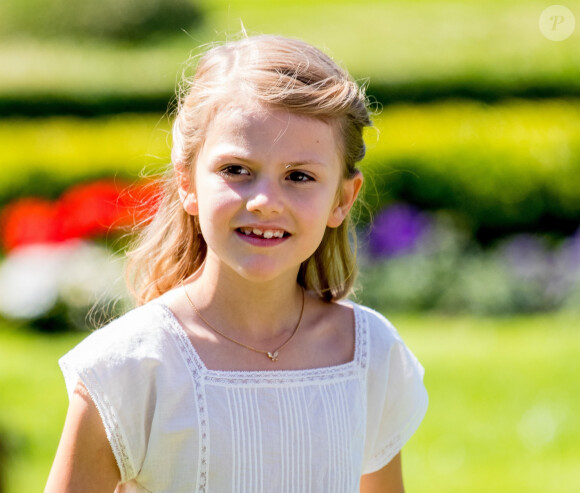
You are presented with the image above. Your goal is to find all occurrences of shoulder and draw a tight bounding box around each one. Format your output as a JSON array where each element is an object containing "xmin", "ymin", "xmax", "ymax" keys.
[
  {"xmin": 348, "ymin": 301, "xmax": 402, "ymax": 350},
  {"xmin": 347, "ymin": 301, "xmax": 425, "ymax": 379},
  {"xmin": 353, "ymin": 304, "xmax": 428, "ymax": 473},
  {"xmin": 67, "ymin": 301, "xmax": 170, "ymax": 358},
  {"xmin": 59, "ymin": 301, "xmax": 179, "ymax": 395}
]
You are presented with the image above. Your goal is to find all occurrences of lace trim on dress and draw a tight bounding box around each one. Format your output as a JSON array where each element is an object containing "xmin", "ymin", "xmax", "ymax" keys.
[
  {"xmin": 364, "ymin": 383, "xmax": 429, "ymax": 474},
  {"xmin": 153, "ymin": 300, "xmax": 368, "ymax": 387},
  {"xmin": 80, "ymin": 370, "xmax": 136, "ymax": 481},
  {"xmin": 160, "ymin": 306, "xmax": 210, "ymax": 492},
  {"xmin": 194, "ymin": 374, "xmax": 209, "ymax": 492},
  {"xmin": 357, "ymin": 301, "xmax": 369, "ymax": 370}
]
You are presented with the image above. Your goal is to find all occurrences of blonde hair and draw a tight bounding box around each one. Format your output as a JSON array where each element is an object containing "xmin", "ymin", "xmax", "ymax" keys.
[{"xmin": 126, "ymin": 34, "xmax": 372, "ymax": 305}]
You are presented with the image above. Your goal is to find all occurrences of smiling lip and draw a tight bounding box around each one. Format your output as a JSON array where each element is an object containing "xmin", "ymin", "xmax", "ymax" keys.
[{"xmin": 235, "ymin": 226, "xmax": 291, "ymax": 246}]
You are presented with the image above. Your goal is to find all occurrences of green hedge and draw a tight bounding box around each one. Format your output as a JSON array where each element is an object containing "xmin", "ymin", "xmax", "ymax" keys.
[
  {"xmin": 0, "ymin": 0, "xmax": 202, "ymax": 42},
  {"xmin": 1, "ymin": 0, "xmax": 579, "ymax": 114},
  {"xmin": 361, "ymin": 98, "xmax": 580, "ymax": 238},
  {"xmin": 2, "ymin": 99, "xmax": 579, "ymax": 238},
  {"xmin": 0, "ymin": 114, "xmax": 170, "ymax": 203}
]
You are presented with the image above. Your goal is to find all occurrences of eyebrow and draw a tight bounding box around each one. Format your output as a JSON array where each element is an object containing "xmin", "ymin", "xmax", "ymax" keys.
[
  {"xmin": 284, "ymin": 160, "xmax": 327, "ymax": 169},
  {"xmin": 213, "ymin": 153, "xmax": 327, "ymax": 168},
  {"xmin": 213, "ymin": 153, "xmax": 252, "ymax": 164}
]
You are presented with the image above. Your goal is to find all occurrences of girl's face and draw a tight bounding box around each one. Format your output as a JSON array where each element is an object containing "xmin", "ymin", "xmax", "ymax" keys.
[{"xmin": 178, "ymin": 102, "xmax": 362, "ymax": 284}]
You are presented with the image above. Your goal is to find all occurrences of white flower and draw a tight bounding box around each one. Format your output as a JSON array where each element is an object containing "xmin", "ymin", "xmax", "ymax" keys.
[
  {"xmin": 0, "ymin": 240, "xmax": 129, "ymax": 323},
  {"xmin": 0, "ymin": 242, "xmax": 73, "ymax": 319},
  {"xmin": 59, "ymin": 242, "xmax": 127, "ymax": 308}
]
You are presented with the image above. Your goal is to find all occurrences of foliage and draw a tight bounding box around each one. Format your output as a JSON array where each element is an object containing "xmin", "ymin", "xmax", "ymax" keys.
[
  {"xmin": 360, "ymin": 98, "xmax": 580, "ymax": 239},
  {"xmin": 358, "ymin": 203, "xmax": 580, "ymax": 315},
  {"xmin": 1, "ymin": 0, "xmax": 579, "ymax": 112},
  {"xmin": 0, "ymin": 0, "xmax": 202, "ymax": 43},
  {"xmin": 0, "ymin": 114, "xmax": 170, "ymax": 206},
  {"xmin": 1, "ymin": 313, "xmax": 579, "ymax": 492}
]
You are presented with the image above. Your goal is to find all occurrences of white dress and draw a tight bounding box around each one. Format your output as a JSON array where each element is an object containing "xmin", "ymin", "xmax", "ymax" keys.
[{"xmin": 59, "ymin": 299, "xmax": 428, "ymax": 493}]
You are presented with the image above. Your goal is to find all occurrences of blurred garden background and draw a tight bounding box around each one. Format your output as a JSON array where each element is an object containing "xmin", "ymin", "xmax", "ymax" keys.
[{"xmin": 1, "ymin": 0, "xmax": 580, "ymax": 491}]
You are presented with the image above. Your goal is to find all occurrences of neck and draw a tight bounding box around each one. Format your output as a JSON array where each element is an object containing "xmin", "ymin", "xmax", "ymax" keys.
[{"xmin": 183, "ymin": 261, "xmax": 305, "ymax": 341}]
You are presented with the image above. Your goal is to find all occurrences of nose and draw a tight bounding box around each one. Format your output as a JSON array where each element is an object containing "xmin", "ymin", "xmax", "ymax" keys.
[{"xmin": 246, "ymin": 178, "xmax": 284, "ymax": 215}]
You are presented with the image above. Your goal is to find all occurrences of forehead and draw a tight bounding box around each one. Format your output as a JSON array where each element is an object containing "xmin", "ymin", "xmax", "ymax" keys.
[{"xmin": 201, "ymin": 102, "xmax": 341, "ymax": 165}]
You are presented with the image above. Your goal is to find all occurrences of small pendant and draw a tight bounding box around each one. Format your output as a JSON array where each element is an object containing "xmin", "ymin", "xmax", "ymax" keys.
[{"xmin": 267, "ymin": 351, "xmax": 279, "ymax": 361}]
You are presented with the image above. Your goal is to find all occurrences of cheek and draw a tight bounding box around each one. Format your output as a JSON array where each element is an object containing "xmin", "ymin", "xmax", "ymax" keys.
[
  {"xmin": 196, "ymin": 185, "xmax": 240, "ymax": 225},
  {"xmin": 295, "ymin": 191, "xmax": 337, "ymax": 229}
]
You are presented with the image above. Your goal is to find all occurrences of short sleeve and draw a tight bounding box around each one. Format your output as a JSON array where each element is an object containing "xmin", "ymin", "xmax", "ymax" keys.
[
  {"xmin": 58, "ymin": 306, "xmax": 164, "ymax": 483},
  {"xmin": 361, "ymin": 308, "xmax": 428, "ymax": 474}
]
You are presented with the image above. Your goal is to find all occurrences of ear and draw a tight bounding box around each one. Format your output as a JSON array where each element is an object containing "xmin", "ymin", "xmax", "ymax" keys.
[
  {"xmin": 175, "ymin": 163, "xmax": 198, "ymax": 216},
  {"xmin": 327, "ymin": 170, "xmax": 364, "ymax": 228}
]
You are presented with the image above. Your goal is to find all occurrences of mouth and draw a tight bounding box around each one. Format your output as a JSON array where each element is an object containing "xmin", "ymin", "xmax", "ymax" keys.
[{"xmin": 236, "ymin": 227, "xmax": 291, "ymax": 239}]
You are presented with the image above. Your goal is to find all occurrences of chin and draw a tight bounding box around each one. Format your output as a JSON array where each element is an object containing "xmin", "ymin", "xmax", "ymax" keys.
[{"xmin": 231, "ymin": 260, "xmax": 301, "ymax": 285}]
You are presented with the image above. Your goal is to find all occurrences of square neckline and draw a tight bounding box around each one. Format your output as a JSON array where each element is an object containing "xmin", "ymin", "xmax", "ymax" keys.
[{"xmin": 152, "ymin": 299, "xmax": 367, "ymax": 384}]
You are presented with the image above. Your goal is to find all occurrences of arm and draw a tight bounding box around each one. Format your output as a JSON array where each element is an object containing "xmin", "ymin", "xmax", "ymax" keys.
[
  {"xmin": 45, "ymin": 382, "xmax": 120, "ymax": 493},
  {"xmin": 360, "ymin": 452, "xmax": 404, "ymax": 493}
]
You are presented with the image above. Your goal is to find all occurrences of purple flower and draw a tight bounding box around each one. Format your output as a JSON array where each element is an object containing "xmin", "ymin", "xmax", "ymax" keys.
[
  {"xmin": 559, "ymin": 227, "xmax": 580, "ymax": 272},
  {"xmin": 500, "ymin": 234, "xmax": 553, "ymax": 281},
  {"xmin": 367, "ymin": 203, "xmax": 432, "ymax": 258},
  {"xmin": 553, "ymin": 227, "xmax": 580, "ymax": 293},
  {"xmin": 499, "ymin": 232, "xmax": 579, "ymax": 308}
]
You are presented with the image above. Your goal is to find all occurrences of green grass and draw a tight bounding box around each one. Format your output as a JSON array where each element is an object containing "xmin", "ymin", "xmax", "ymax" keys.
[
  {"xmin": 1, "ymin": 313, "xmax": 579, "ymax": 492},
  {"xmin": 0, "ymin": 324, "xmax": 85, "ymax": 493},
  {"xmin": 394, "ymin": 313, "xmax": 580, "ymax": 492}
]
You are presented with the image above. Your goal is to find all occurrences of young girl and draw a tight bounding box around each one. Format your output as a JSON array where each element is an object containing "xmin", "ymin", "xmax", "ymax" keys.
[{"xmin": 45, "ymin": 35, "xmax": 428, "ymax": 493}]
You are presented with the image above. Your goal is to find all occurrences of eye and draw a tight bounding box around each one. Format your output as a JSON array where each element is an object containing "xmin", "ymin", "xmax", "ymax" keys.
[
  {"xmin": 219, "ymin": 165, "xmax": 250, "ymax": 177},
  {"xmin": 287, "ymin": 170, "xmax": 314, "ymax": 183}
]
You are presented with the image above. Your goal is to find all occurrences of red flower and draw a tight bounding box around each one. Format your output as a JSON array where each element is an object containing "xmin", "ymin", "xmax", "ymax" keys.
[
  {"xmin": 1, "ymin": 179, "xmax": 162, "ymax": 252},
  {"xmin": 57, "ymin": 180, "xmax": 128, "ymax": 239},
  {"xmin": 57, "ymin": 179, "xmax": 161, "ymax": 239},
  {"xmin": 0, "ymin": 198, "xmax": 63, "ymax": 251}
]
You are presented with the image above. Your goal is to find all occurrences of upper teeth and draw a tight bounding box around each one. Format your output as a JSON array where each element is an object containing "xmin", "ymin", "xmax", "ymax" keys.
[{"xmin": 241, "ymin": 227, "xmax": 285, "ymax": 238}]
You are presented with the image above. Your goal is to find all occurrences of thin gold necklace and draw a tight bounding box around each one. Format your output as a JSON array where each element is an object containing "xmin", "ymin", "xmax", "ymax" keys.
[{"xmin": 181, "ymin": 281, "xmax": 305, "ymax": 362}]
